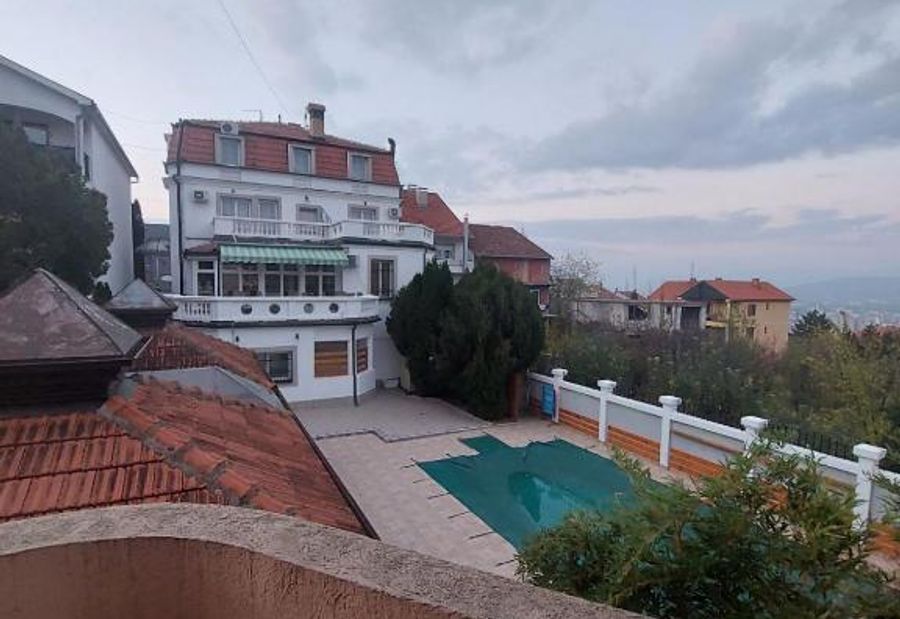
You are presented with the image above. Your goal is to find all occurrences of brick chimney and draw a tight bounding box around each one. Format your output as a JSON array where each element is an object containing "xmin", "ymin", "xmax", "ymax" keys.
[
  {"xmin": 306, "ymin": 102, "xmax": 325, "ymax": 137},
  {"xmin": 752, "ymin": 277, "xmax": 761, "ymax": 287},
  {"xmin": 415, "ymin": 187, "xmax": 428, "ymax": 207}
]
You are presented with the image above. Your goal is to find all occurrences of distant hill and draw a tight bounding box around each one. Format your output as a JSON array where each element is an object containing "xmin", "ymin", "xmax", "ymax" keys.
[{"xmin": 788, "ymin": 277, "xmax": 900, "ymax": 326}]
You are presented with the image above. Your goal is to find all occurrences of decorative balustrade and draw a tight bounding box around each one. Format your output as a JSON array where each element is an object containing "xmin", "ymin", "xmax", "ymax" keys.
[
  {"xmin": 213, "ymin": 217, "xmax": 433, "ymax": 245},
  {"xmin": 168, "ymin": 294, "xmax": 381, "ymax": 324}
]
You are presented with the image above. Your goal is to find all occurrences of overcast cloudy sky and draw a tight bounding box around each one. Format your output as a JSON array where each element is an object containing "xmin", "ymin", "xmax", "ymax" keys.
[{"xmin": 2, "ymin": 0, "xmax": 899, "ymax": 289}]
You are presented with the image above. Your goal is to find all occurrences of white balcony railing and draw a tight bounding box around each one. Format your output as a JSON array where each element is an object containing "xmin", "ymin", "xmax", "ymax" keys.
[
  {"xmin": 167, "ymin": 294, "xmax": 381, "ymax": 324},
  {"xmin": 213, "ymin": 217, "xmax": 434, "ymax": 245}
]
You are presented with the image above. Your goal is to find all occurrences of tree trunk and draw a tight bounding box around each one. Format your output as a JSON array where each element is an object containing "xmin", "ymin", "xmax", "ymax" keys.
[{"xmin": 506, "ymin": 371, "xmax": 525, "ymax": 420}]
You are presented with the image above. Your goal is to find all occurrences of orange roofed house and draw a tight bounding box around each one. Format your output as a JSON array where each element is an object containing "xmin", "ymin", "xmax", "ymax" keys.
[
  {"xmin": 0, "ymin": 269, "xmax": 370, "ymax": 534},
  {"xmin": 649, "ymin": 277, "xmax": 794, "ymax": 352}
]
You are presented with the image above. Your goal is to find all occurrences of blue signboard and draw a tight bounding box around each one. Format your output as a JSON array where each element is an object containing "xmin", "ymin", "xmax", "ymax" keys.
[{"xmin": 541, "ymin": 384, "xmax": 555, "ymax": 417}]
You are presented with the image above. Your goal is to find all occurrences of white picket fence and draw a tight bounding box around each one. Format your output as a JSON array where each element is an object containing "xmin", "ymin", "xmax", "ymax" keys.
[{"xmin": 528, "ymin": 369, "xmax": 900, "ymax": 527}]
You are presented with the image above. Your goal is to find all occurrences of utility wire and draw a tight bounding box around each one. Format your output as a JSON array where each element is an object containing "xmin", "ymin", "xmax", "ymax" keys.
[{"xmin": 215, "ymin": 0, "xmax": 290, "ymax": 118}]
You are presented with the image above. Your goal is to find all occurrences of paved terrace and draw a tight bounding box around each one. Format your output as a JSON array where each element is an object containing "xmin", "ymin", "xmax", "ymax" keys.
[{"xmin": 295, "ymin": 392, "xmax": 677, "ymax": 578}]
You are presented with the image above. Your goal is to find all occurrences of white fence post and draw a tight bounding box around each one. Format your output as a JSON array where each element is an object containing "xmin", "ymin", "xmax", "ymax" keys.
[
  {"xmin": 852, "ymin": 443, "xmax": 886, "ymax": 529},
  {"xmin": 596, "ymin": 380, "xmax": 616, "ymax": 443},
  {"xmin": 740, "ymin": 416, "xmax": 769, "ymax": 452},
  {"xmin": 550, "ymin": 368, "xmax": 568, "ymax": 424},
  {"xmin": 658, "ymin": 396, "xmax": 681, "ymax": 469}
]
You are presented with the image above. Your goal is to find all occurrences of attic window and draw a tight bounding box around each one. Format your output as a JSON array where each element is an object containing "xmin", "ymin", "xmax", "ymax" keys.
[
  {"xmin": 289, "ymin": 145, "xmax": 313, "ymax": 174},
  {"xmin": 216, "ymin": 135, "xmax": 243, "ymax": 166},
  {"xmin": 349, "ymin": 153, "xmax": 371, "ymax": 181}
]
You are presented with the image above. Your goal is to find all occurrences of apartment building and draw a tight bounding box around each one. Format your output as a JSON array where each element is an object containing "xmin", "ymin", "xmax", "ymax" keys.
[
  {"xmin": 164, "ymin": 103, "xmax": 433, "ymax": 402},
  {"xmin": 649, "ymin": 278, "xmax": 794, "ymax": 351},
  {"xmin": 0, "ymin": 54, "xmax": 138, "ymax": 293}
]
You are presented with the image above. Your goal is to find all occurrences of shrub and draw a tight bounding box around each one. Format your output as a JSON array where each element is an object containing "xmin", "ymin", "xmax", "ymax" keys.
[{"xmin": 518, "ymin": 442, "xmax": 899, "ymax": 618}]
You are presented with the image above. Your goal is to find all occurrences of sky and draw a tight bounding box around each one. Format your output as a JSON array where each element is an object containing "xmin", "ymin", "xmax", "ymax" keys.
[{"xmin": 2, "ymin": 0, "xmax": 899, "ymax": 290}]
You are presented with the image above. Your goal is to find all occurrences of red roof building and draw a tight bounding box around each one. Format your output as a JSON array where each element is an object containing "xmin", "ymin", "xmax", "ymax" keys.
[
  {"xmin": 468, "ymin": 224, "xmax": 552, "ymax": 307},
  {"xmin": 167, "ymin": 120, "xmax": 400, "ymax": 186},
  {"xmin": 400, "ymin": 187, "xmax": 464, "ymax": 237},
  {"xmin": 0, "ymin": 270, "xmax": 371, "ymax": 535}
]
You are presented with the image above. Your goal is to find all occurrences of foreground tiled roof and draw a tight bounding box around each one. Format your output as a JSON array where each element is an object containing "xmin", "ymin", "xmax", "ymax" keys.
[
  {"xmin": 400, "ymin": 189, "xmax": 464, "ymax": 236},
  {"xmin": 0, "ymin": 379, "xmax": 368, "ymax": 534},
  {"xmin": 0, "ymin": 409, "xmax": 225, "ymax": 522},
  {"xmin": 469, "ymin": 224, "xmax": 552, "ymax": 260},
  {"xmin": 0, "ymin": 269, "xmax": 142, "ymax": 363},
  {"xmin": 132, "ymin": 323, "xmax": 275, "ymax": 390},
  {"xmin": 104, "ymin": 378, "xmax": 366, "ymax": 533}
]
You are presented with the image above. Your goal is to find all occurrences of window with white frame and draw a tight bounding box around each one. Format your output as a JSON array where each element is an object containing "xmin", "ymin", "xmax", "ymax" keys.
[
  {"xmin": 289, "ymin": 145, "xmax": 313, "ymax": 174},
  {"xmin": 348, "ymin": 153, "xmax": 372, "ymax": 181},
  {"xmin": 296, "ymin": 205, "xmax": 324, "ymax": 222},
  {"xmin": 218, "ymin": 196, "xmax": 281, "ymax": 220},
  {"xmin": 370, "ymin": 259, "xmax": 394, "ymax": 297},
  {"xmin": 348, "ymin": 205, "xmax": 377, "ymax": 221},
  {"xmin": 196, "ymin": 260, "xmax": 216, "ymax": 296},
  {"xmin": 216, "ymin": 135, "xmax": 243, "ymax": 166},
  {"xmin": 255, "ymin": 349, "xmax": 294, "ymax": 383},
  {"xmin": 304, "ymin": 265, "xmax": 336, "ymax": 296},
  {"xmin": 221, "ymin": 264, "xmax": 260, "ymax": 296}
]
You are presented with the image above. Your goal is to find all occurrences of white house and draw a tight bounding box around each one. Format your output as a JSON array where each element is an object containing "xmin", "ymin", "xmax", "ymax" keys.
[
  {"xmin": 0, "ymin": 54, "xmax": 138, "ymax": 293},
  {"xmin": 163, "ymin": 103, "xmax": 434, "ymax": 402}
]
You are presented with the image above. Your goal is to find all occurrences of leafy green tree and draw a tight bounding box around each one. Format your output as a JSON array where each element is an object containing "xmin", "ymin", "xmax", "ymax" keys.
[
  {"xmin": 386, "ymin": 260, "xmax": 455, "ymax": 395},
  {"xmin": 132, "ymin": 199, "xmax": 145, "ymax": 280},
  {"xmin": 518, "ymin": 442, "xmax": 899, "ymax": 618},
  {"xmin": 0, "ymin": 124, "xmax": 112, "ymax": 294},
  {"xmin": 792, "ymin": 309, "xmax": 836, "ymax": 337},
  {"xmin": 550, "ymin": 251, "xmax": 602, "ymax": 323}
]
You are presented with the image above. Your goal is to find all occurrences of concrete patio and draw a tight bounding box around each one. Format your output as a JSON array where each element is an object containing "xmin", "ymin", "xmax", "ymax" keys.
[{"xmin": 293, "ymin": 389, "xmax": 489, "ymax": 441}]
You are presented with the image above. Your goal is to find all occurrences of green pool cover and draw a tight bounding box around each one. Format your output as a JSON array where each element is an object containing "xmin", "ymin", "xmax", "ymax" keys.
[{"xmin": 419, "ymin": 435, "xmax": 635, "ymax": 550}]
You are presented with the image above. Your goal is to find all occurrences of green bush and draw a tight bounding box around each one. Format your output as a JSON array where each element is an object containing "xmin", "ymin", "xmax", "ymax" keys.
[
  {"xmin": 388, "ymin": 262, "xmax": 544, "ymax": 419},
  {"xmin": 518, "ymin": 443, "xmax": 900, "ymax": 618}
]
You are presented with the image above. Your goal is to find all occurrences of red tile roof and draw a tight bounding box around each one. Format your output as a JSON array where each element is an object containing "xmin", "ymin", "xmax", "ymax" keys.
[
  {"xmin": 167, "ymin": 121, "xmax": 400, "ymax": 185},
  {"xmin": 649, "ymin": 279, "xmax": 793, "ymax": 302},
  {"xmin": 400, "ymin": 189, "xmax": 464, "ymax": 236},
  {"xmin": 0, "ymin": 379, "xmax": 368, "ymax": 534},
  {"xmin": 132, "ymin": 323, "xmax": 275, "ymax": 391},
  {"xmin": 0, "ymin": 409, "xmax": 226, "ymax": 522},
  {"xmin": 468, "ymin": 224, "xmax": 552, "ymax": 260},
  {"xmin": 102, "ymin": 378, "xmax": 367, "ymax": 533},
  {"xmin": 648, "ymin": 280, "xmax": 697, "ymax": 301}
]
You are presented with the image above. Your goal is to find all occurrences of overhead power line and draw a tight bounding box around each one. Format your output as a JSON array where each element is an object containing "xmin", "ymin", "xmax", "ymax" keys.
[{"xmin": 215, "ymin": 0, "xmax": 290, "ymax": 118}]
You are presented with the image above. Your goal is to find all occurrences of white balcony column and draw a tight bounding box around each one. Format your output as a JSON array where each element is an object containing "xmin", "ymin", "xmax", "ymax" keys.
[
  {"xmin": 550, "ymin": 368, "xmax": 568, "ymax": 424},
  {"xmin": 658, "ymin": 396, "xmax": 681, "ymax": 468},
  {"xmin": 852, "ymin": 443, "xmax": 887, "ymax": 529},
  {"xmin": 596, "ymin": 380, "xmax": 617, "ymax": 443},
  {"xmin": 740, "ymin": 416, "xmax": 769, "ymax": 453}
]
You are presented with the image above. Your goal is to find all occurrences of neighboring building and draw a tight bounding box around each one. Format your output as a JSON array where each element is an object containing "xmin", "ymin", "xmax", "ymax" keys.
[
  {"xmin": 400, "ymin": 186, "xmax": 473, "ymax": 278},
  {"xmin": 573, "ymin": 285, "xmax": 704, "ymax": 331},
  {"xmin": 468, "ymin": 224, "xmax": 552, "ymax": 309},
  {"xmin": 649, "ymin": 277, "xmax": 794, "ymax": 351},
  {"xmin": 0, "ymin": 269, "xmax": 370, "ymax": 535},
  {"xmin": 138, "ymin": 222, "xmax": 172, "ymax": 292},
  {"xmin": 0, "ymin": 55, "xmax": 138, "ymax": 294},
  {"xmin": 164, "ymin": 104, "xmax": 433, "ymax": 402}
]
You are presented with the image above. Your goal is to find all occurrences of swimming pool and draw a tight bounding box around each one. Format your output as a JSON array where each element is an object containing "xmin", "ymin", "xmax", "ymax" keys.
[{"xmin": 419, "ymin": 435, "xmax": 635, "ymax": 550}]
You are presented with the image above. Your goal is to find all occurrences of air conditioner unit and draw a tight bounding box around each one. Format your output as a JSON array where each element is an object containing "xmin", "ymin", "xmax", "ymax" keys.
[
  {"xmin": 388, "ymin": 207, "xmax": 400, "ymax": 219},
  {"xmin": 193, "ymin": 189, "xmax": 208, "ymax": 203},
  {"xmin": 219, "ymin": 122, "xmax": 239, "ymax": 135}
]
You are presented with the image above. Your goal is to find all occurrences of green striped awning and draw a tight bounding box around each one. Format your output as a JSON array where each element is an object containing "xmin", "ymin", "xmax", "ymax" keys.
[{"xmin": 220, "ymin": 244, "xmax": 349, "ymax": 266}]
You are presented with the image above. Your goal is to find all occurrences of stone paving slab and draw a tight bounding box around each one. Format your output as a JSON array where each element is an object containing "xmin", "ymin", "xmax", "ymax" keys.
[{"xmin": 293, "ymin": 389, "xmax": 489, "ymax": 441}]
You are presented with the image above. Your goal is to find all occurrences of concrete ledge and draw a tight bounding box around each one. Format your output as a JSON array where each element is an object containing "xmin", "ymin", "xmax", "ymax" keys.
[{"xmin": 0, "ymin": 503, "xmax": 642, "ymax": 619}]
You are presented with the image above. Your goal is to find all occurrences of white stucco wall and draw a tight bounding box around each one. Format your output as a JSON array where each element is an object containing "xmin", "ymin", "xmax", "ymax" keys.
[
  {"xmin": 0, "ymin": 60, "xmax": 134, "ymax": 294},
  {"xmin": 205, "ymin": 323, "xmax": 377, "ymax": 402}
]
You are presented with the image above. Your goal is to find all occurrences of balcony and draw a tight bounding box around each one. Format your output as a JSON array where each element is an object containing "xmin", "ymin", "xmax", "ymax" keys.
[
  {"xmin": 0, "ymin": 503, "xmax": 630, "ymax": 618},
  {"xmin": 168, "ymin": 294, "xmax": 381, "ymax": 325},
  {"xmin": 213, "ymin": 216, "xmax": 434, "ymax": 245}
]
